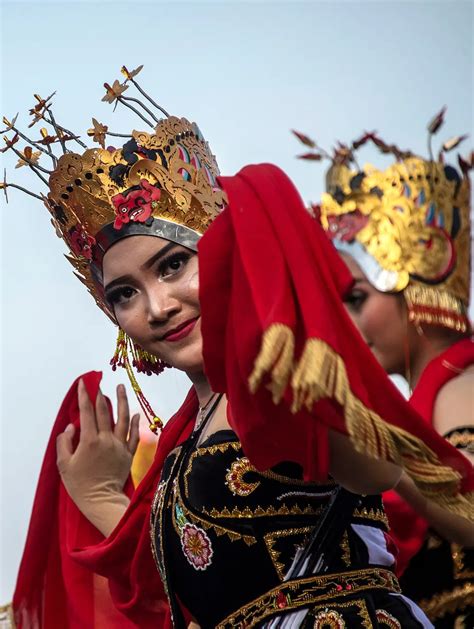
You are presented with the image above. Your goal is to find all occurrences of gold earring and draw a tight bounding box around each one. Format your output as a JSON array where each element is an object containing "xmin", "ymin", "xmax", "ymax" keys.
[{"xmin": 110, "ymin": 328, "xmax": 164, "ymax": 434}]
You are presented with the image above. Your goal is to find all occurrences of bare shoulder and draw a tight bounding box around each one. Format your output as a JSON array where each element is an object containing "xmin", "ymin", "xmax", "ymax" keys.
[{"xmin": 433, "ymin": 366, "xmax": 474, "ymax": 436}]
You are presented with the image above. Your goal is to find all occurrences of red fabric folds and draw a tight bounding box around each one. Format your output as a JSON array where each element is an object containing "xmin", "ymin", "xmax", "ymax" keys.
[
  {"xmin": 13, "ymin": 371, "xmax": 197, "ymax": 628},
  {"xmin": 13, "ymin": 372, "xmax": 136, "ymax": 628},
  {"xmin": 12, "ymin": 164, "xmax": 473, "ymax": 628},
  {"xmin": 384, "ymin": 337, "xmax": 474, "ymax": 575},
  {"xmin": 199, "ymin": 163, "xmax": 474, "ymax": 497}
]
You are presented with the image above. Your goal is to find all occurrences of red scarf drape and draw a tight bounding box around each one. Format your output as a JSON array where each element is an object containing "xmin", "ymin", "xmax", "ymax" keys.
[
  {"xmin": 12, "ymin": 164, "xmax": 473, "ymax": 628},
  {"xmin": 199, "ymin": 164, "xmax": 473, "ymax": 509},
  {"xmin": 384, "ymin": 337, "xmax": 474, "ymax": 575},
  {"xmin": 13, "ymin": 371, "xmax": 196, "ymax": 628}
]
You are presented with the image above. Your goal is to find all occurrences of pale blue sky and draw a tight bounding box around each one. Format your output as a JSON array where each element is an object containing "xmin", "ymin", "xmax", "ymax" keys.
[{"xmin": 1, "ymin": 0, "xmax": 472, "ymax": 599}]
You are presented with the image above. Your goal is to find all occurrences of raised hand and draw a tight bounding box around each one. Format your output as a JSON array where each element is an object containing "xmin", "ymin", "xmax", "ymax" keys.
[{"xmin": 56, "ymin": 380, "xmax": 140, "ymax": 536}]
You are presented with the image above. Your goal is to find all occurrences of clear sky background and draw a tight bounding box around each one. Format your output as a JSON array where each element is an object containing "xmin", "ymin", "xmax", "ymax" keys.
[{"xmin": 1, "ymin": 0, "xmax": 472, "ymax": 600}]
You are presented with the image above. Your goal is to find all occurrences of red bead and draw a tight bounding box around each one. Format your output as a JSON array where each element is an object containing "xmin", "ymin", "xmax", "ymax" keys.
[
  {"xmin": 346, "ymin": 584, "xmax": 352, "ymax": 590},
  {"xmin": 276, "ymin": 592, "xmax": 287, "ymax": 609},
  {"xmin": 336, "ymin": 584, "xmax": 343, "ymax": 591}
]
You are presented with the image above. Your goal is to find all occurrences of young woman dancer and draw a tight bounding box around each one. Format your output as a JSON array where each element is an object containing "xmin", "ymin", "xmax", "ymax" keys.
[
  {"xmin": 4, "ymin": 74, "xmax": 472, "ymax": 628},
  {"xmin": 316, "ymin": 127, "xmax": 473, "ymax": 627}
]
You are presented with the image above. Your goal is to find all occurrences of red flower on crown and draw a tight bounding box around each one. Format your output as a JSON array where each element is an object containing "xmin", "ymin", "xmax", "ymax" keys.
[
  {"xmin": 112, "ymin": 179, "xmax": 162, "ymax": 230},
  {"xmin": 69, "ymin": 225, "xmax": 96, "ymax": 260},
  {"xmin": 326, "ymin": 210, "xmax": 369, "ymax": 242}
]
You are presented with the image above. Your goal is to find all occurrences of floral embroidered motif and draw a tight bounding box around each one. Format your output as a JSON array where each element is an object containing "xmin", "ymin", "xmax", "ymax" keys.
[
  {"xmin": 112, "ymin": 178, "xmax": 161, "ymax": 229},
  {"xmin": 375, "ymin": 609, "xmax": 401, "ymax": 628},
  {"xmin": 175, "ymin": 502, "xmax": 214, "ymax": 570},
  {"xmin": 225, "ymin": 457, "xmax": 260, "ymax": 496},
  {"xmin": 313, "ymin": 608, "xmax": 346, "ymax": 628},
  {"xmin": 181, "ymin": 523, "xmax": 214, "ymax": 571}
]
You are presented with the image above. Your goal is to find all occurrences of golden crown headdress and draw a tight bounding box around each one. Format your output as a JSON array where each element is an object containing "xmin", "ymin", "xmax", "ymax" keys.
[
  {"xmin": 293, "ymin": 110, "xmax": 472, "ymax": 333},
  {"xmin": 1, "ymin": 65, "xmax": 226, "ymax": 433},
  {"xmin": 1, "ymin": 65, "xmax": 226, "ymax": 322}
]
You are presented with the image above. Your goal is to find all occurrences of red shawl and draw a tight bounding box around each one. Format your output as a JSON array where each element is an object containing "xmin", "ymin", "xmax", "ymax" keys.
[
  {"xmin": 12, "ymin": 164, "xmax": 473, "ymax": 628},
  {"xmin": 199, "ymin": 164, "xmax": 473, "ymax": 509},
  {"xmin": 13, "ymin": 371, "xmax": 196, "ymax": 628},
  {"xmin": 384, "ymin": 337, "xmax": 474, "ymax": 575}
]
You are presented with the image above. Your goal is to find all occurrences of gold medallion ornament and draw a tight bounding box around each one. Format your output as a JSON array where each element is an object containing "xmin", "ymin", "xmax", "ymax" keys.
[
  {"xmin": 225, "ymin": 457, "xmax": 260, "ymax": 497},
  {"xmin": 375, "ymin": 609, "xmax": 402, "ymax": 628},
  {"xmin": 313, "ymin": 608, "xmax": 346, "ymax": 628},
  {"xmin": 293, "ymin": 111, "xmax": 472, "ymax": 333},
  {"xmin": 1, "ymin": 65, "xmax": 227, "ymax": 432}
]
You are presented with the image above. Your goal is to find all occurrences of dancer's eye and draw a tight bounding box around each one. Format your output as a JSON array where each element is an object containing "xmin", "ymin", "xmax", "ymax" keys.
[
  {"xmin": 106, "ymin": 286, "xmax": 137, "ymax": 306},
  {"xmin": 344, "ymin": 290, "xmax": 367, "ymax": 312},
  {"xmin": 157, "ymin": 251, "xmax": 192, "ymax": 279}
]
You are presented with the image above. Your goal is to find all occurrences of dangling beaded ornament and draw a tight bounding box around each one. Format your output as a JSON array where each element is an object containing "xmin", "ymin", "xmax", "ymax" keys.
[{"xmin": 110, "ymin": 328, "xmax": 165, "ymax": 434}]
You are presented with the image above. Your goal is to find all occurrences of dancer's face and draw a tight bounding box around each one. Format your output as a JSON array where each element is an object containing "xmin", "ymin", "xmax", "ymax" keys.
[
  {"xmin": 103, "ymin": 235, "xmax": 203, "ymax": 374},
  {"xmin": 340, "ymin": 253, "xmax": 409, "ymax": 375}
]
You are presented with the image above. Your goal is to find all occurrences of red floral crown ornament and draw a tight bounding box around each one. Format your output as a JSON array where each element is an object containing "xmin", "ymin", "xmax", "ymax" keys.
[
  {"xmin": 293, "ymin": 110, "xmax": 473, "ymax": 333},
  {"xmin": 1, "ymin": 65, "xmax": 227, "ymax": 433}
]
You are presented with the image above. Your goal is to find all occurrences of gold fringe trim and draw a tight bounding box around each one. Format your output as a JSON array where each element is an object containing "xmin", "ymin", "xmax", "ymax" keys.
[
  {"xmin": 418, "ymin": 582, "xmax": 474, "ymax": 621},
  {"xmin": 292, "ymin": 338, "xmax": 473, "ymax": 517},
  {"xmin": 291, "ymin": 339, "xmax": 348, "ymax": 414},
  {"xmin": 249, "ymin": 327, "xmax": 473, "ymax": 519},
  {"xmin": 248, "ymin": 323, "xmax": 295, "ymax": 403},
  {"xmin": 404, "ymin": 284, "xmax": 470, "ymax": 333}
]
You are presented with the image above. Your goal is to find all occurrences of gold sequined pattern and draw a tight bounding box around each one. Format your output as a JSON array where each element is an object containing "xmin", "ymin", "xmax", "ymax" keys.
[
  {"xmin": 183, "ymin": 441, "xmax": 241, "ymax": 497},
  {"xmin": 149, "ymin": 453, "xmax": 181, "ymax": 597},
  {"xmin": 375, "ymin": 609, "xmax": 402, "ymax": 628},
  {"xmin": 263, "ymin": 527, "xmax": 312, "ymax": 580},
  {"xmin": 216, "ymin": 567, "xmax": 400, "ymax": 628},
  {"xmin": 174, "ymin": 477, "xmax": 256, "ymax": 546},
  {"xmin": 203, "ymin": 503, "xmax": 323, "ymax": 520},
  {"xmin": 313, "ymin": 608, "xmax": 346, "ymax": 628},
  {"xmin": 352, "ymin": 506, "xmax": 389, "ymax": 530},
  {"xmin": 310, "ymin": 600, "xmax": 372, "ymax": 629},
  {"xmin": 418, "ymin": 582, "xmax": 474, "ymax": 621},
  {"xmin": 340, "ymin": 531, "xmax": 351, "ymax": 567},
  {"xmin": 225, "ymin": 457, "xmax": 260, "ymax": 496}
]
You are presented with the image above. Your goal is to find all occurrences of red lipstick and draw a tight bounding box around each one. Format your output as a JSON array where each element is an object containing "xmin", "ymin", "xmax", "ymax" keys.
[{"xmin": 161, "ymin": 317, "xmax": 199, "ymax": 342}]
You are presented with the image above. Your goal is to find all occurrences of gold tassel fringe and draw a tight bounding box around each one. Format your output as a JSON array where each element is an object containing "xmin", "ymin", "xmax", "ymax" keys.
[
  {"xmin": 248, "ymin": 323, "xmax": 295, "ymax": 403},
  {"xmin": 291, "ymin": 338, "xmax": 473, "ymax": 518},
  {"xmin": 404, "ymin": 284, "xmax": 470, "ymax": 333},
  {"xmin": 250, "ymin": 328, "xmax": 473, "ymax": 519}
]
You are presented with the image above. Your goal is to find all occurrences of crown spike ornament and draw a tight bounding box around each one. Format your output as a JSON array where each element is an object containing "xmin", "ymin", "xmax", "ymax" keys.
[
  {"xmin": 2, "ymin": 65, "xmax": 227, "ymax": 433},
  {"xmin": 294, "ymin": 110, "xmax": 472, "ymax": 334}
]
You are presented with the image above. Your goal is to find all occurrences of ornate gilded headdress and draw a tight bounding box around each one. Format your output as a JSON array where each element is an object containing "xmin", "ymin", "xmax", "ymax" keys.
[
  {"xmin": 293, "ymin": 110, "xmax": 472, "ymax": 333},
  {"xmin": 2, "ymin": 65, "xmax": 225, "ymax": 320},
  {"xmin": 1, "ymin": 65, "xmax": 226, "ymax": 431}
]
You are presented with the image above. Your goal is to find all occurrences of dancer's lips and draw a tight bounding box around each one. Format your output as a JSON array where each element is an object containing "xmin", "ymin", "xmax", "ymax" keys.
[{"xmin": 160, "ymin": 317, "xmax": 199, "ymax": 342}]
